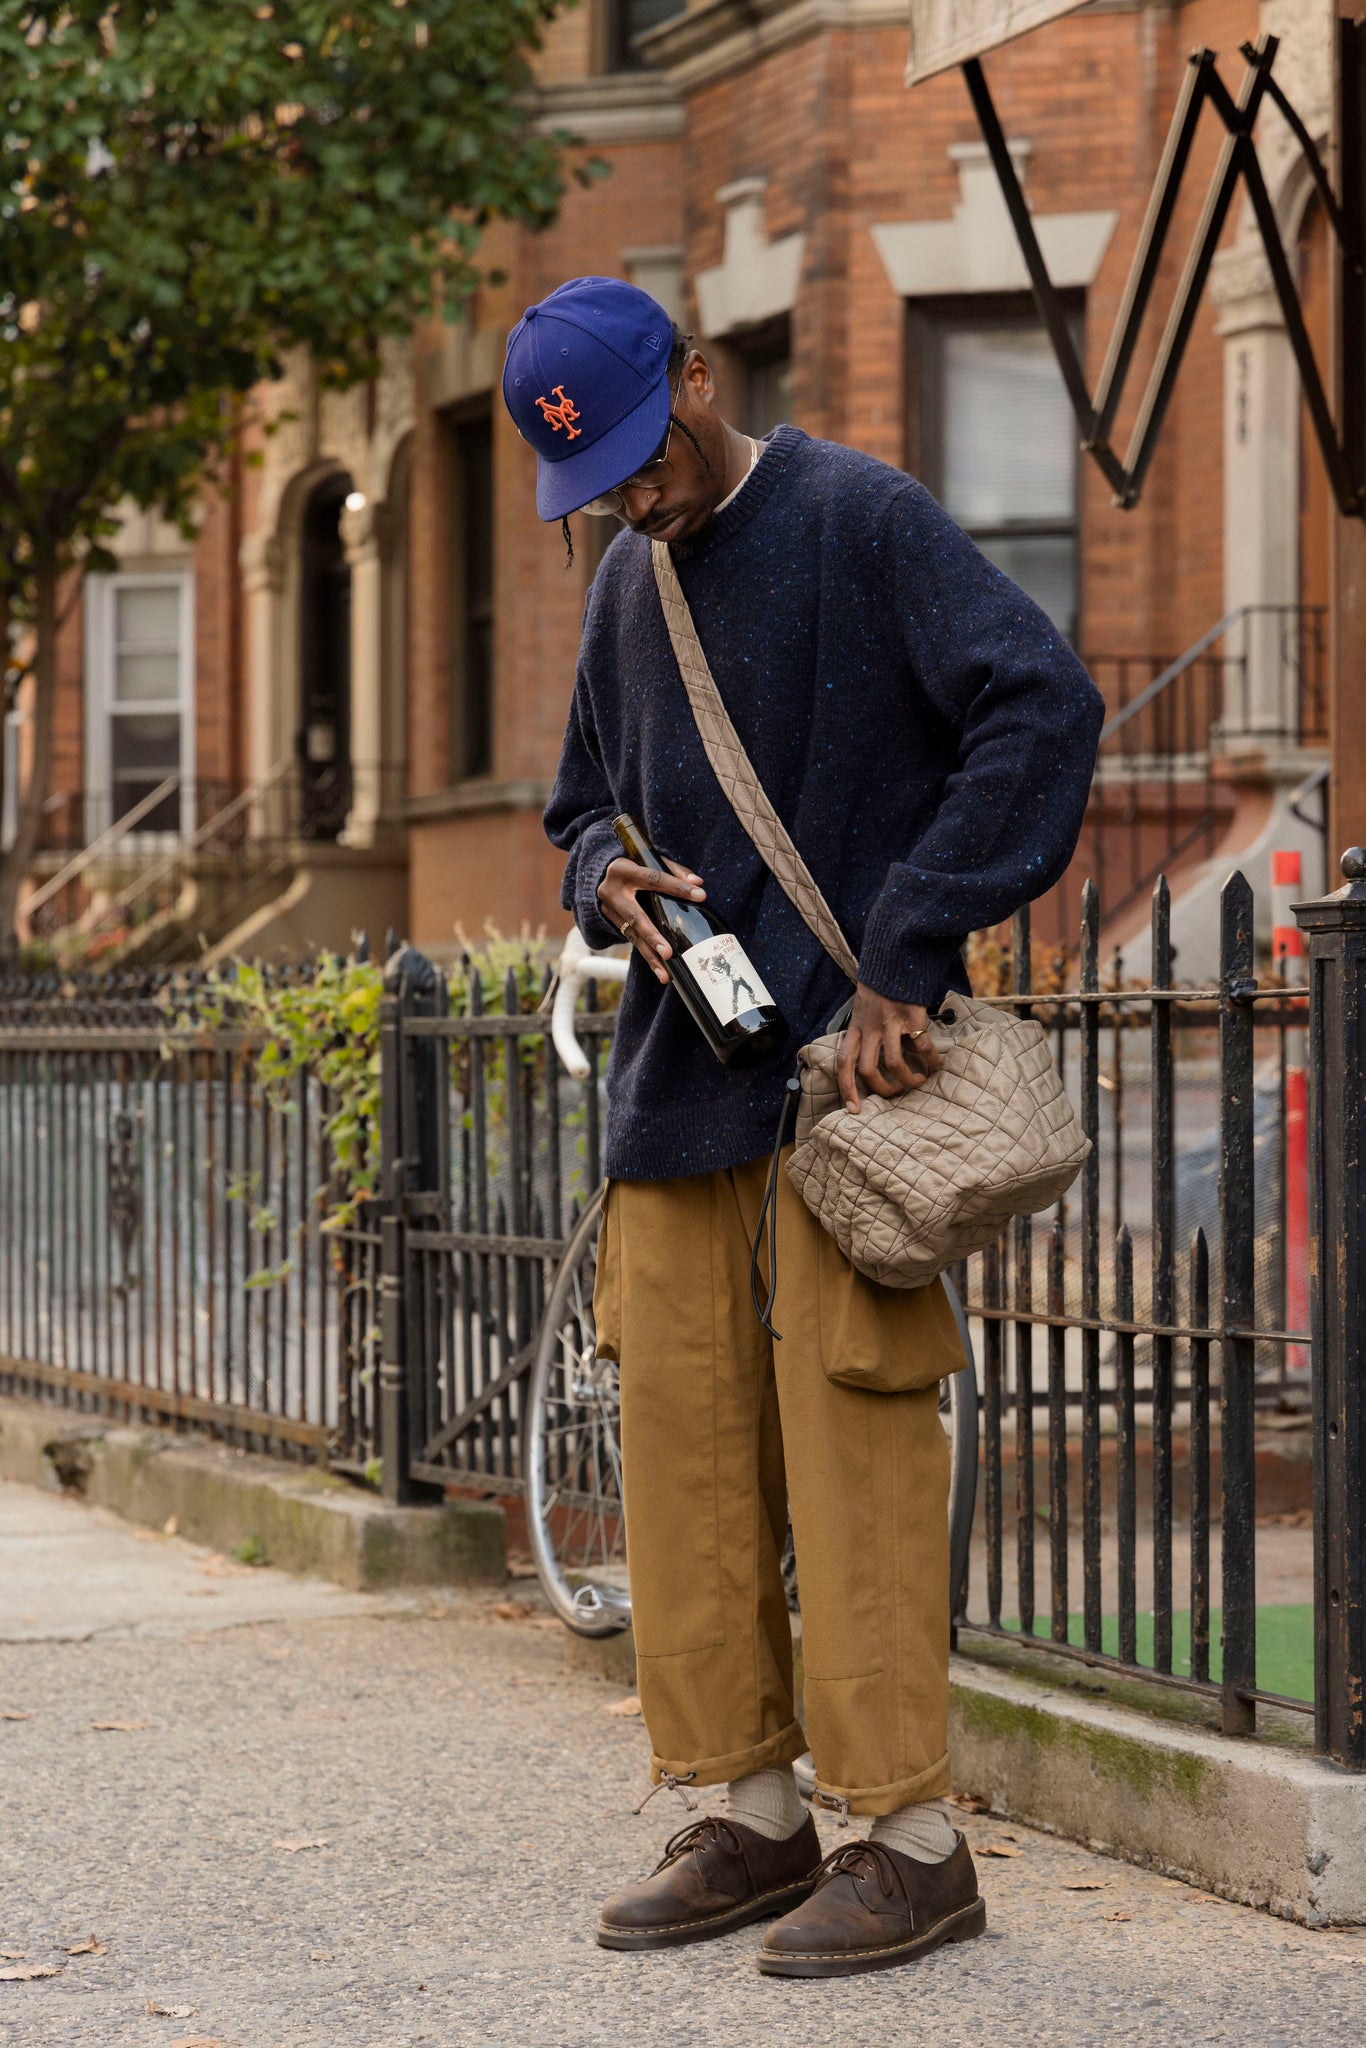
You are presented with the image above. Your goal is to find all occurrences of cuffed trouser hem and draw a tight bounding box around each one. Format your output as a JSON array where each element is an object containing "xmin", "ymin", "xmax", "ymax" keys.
[
  {"xmin": 811, "ymin": 1750, "xmax": 953, "ymax": 1819},
  {"xmin": 649, "ymin": 1717, "xmax": 809, "ymax": 1791}
]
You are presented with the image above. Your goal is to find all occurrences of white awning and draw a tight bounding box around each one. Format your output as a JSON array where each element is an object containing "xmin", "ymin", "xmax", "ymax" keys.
[{"xmin": 906, "ymin": 1, "xmax": 1089, "ymax": 86}]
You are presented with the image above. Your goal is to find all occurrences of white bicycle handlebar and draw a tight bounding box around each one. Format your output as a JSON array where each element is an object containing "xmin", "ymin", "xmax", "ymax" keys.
[{"xmin": 549, "ymin": 927, "xmax": 629, "ymax": 1080}]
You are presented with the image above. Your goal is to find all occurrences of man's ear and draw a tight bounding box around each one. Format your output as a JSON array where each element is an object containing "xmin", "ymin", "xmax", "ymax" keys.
[{"xmin": 683, "ymin": 347, "xmax": 716, "ymax": 408}]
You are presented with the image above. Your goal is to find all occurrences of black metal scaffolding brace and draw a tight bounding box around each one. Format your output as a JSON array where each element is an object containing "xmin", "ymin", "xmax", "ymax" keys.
[{"xmin": 962, "ymin": 30, "xmax": 1366, "ymax": 517}]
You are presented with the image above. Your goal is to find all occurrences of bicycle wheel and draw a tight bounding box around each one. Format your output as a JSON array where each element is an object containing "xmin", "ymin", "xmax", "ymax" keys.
[{"xmin": 524, "ymin": 1189, "xmax": 632, "ymax": 1636}]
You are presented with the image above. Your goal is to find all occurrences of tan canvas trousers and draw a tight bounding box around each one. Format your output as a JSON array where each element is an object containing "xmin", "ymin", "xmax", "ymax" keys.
[{"xmin": 593, "ymin": 1149, "xmax": 967, "ymax": 1818}]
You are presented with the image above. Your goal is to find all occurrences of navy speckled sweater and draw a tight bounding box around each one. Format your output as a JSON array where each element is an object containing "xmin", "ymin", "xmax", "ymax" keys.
[{"xmin": 544, "ymin": 426, "xmax": 1103, "ymax": 1182}]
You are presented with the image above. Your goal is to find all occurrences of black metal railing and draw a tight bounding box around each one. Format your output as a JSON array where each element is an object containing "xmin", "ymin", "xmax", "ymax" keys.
[
  {"xmin": 1043, "ymin": 605, "xmax": 1329, "ymax": 943},
  {"xmin": 953, "ymin": 876, "xmax": 1314, "ymax": 1742},
  {"xmin": 2, "ymin": 854, "xmax": 1363, "ymax": 1766},
  {"xmin": 0, "ymin": 962, "xmax": 381, "ymax": 1469},
  {"xmin": 377, "ymin": 948, "xmax": 615, "ymax": 1499},
  {"xmin": 21, "ymin": 761, "xmax": 408, "ymax": 966}
]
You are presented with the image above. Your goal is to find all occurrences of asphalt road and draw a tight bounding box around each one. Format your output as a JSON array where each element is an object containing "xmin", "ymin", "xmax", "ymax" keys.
[{"xmin": 2, "ymin": 1476, "xmax": 1365, "ymax": 2048}]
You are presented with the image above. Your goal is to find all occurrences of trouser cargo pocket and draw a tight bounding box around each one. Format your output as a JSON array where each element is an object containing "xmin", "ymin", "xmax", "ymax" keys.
[{"xmin": 816, "ymin": 1230, "xmax": 968, "ymax": 1393}]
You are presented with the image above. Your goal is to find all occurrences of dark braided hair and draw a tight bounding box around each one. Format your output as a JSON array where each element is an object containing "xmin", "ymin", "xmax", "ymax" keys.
[{"xmin": 562, "ymin": 324, "xmax": 709, "ymax": 568}]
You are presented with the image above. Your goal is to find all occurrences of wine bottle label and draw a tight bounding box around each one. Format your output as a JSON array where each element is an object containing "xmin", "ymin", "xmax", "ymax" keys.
[{"xmin": 681, "ymin": 933, "xmax": 774, "ymax": 1025}]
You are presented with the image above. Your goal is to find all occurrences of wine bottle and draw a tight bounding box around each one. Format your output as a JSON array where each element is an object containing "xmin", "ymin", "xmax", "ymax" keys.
[{"xmin": 612, "ymin": 814, "xmax": 787, "ymax": 1066}]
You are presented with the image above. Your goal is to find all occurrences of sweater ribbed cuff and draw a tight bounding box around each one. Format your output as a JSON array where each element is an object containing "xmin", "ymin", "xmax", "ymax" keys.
[
  {"xmin": 855, "ymin": 924, "xmax": 965, "ymax": 1009},
  {"xmin": 573, "ymin": 819, "xmax": 628, "ymax": 951}
]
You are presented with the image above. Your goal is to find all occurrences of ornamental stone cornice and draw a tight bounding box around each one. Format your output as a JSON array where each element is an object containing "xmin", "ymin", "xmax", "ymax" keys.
[
  {"xmin": 638, "ymin": 0, "xmax": 907, "ymax": 94},
  {"xmin": 528, "ymin": 72, "xmax": 683, "ymax": 144}
]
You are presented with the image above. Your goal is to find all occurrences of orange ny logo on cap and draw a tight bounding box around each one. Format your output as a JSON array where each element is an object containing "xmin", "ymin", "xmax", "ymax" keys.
[{"xmin": 534, "ymin": 385, "xmax": 582, "ymax": 440}]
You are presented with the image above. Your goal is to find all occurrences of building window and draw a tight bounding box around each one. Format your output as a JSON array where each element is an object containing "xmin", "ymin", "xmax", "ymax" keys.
[
  {"xmin": 84, "ymin": 572, "xmax": 194, "ymax": 839},
  {"xmin": 604, "ymin": 0, "xmax": 684, "ymax": 71},
  {"xmin": 728, "ymin": 314, "xmax": 794, "ymax": 439},
  {"xmin": 447, "ymin": 404, "xmax": 494, "ymax": 781},
  {"xmin": 910, "ymin": 299, "xmax": 1080, "ymax": 645}
]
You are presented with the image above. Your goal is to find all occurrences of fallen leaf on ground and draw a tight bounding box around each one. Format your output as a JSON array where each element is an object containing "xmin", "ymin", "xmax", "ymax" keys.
[
  {"xmin": 0, "ymin": 1952, "xmax": 27, "ymax": 1960},
  {"xmin": 163, "ymin": 1514, "xmax": 179, "ymax": 1536},
  {"xmin": 170, "ymin": 2039, "xmax": 223, "ymax": 2048},
  {"xmin": 1104, "ymin": 1910, "xmax": 1133, "ymax": 1923},
  {"xmin": 1062, "ymin": 1880, "xmax": 1109, "ymax": 1891},
  {"xmin": 63, "ymin": 1935, "xmax": 106, "ymax": 1955},
  {"xmin": 530, "ymin": 1616, "xmax": 561, "ymax": 1631},
  {"xmin": 309, "ymin": 1951, "xmax": 334, "ymax": 1962},
  {"xmin": 133, "ymin": 1529, "xmax": 161, "ymax": 1542},
  {"xmin": 603, "ymin": 1695, "xmax": 642, "ymax": 1718},
  {"xmin": 489, "ymin": 1601, "xmax": 532, "ymax": 1622},
  {"xmin": 146, "ymin": 2002, "xmax": 196, "ymax": 2017},
  {"xmin": 1, "ymin": 1710, "xmax": 32, "ymax": 1721},
  {"xmin": 0, "ymin": 1963, "xmax": 62, "ymax": 1981},
  {"xmin": 90, "ymin": 1719, "xmax": 150, "ymax": 1732},
  {"xmin": 274, "ymin": 1838, "xmax": 330, "ymax": 1853},
  {"xmin": 196, "ymin": 1555, "xmax": 246, "ymax": 1579},
  {"xmin": 948, "ymin": 1792, "xmax": 990, "ymax": 1813},
  {"xmin": 980, "ymin": 1840, "xmax": 1023, "ymax": 1858}
]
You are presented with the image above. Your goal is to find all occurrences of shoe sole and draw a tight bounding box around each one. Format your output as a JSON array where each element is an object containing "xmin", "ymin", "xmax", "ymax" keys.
[
  {"xmin": 596, "ymin": 1877, "xmax": 820, "ymax": 1952},
  {"xmin": 756, "ymin": 1895, "xmax": 988, "ymax": 1977}
]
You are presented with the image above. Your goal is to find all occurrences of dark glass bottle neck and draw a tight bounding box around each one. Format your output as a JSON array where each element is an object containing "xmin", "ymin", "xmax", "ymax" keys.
[{"xmin": 613, "ymin": 813, "xmax": 663, "ymax": 873}]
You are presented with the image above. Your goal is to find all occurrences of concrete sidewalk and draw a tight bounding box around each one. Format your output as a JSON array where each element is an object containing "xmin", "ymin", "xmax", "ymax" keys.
[{"xmin": 2, "ymin": 1477, "xmax": 1365, "ymax": 2048}]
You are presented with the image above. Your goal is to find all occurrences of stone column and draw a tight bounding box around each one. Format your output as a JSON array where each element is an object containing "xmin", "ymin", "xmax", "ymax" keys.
[
  {"xmin": 339, "ymin": 498, "xmax": 393, "ymax": 850},
  {"xmin": 1212, "ymin": 243, "xmax": 1299, "ymax": 737},
  {"xmin": 238, "ymin": 530, "xmax": 286, "ymax": 838}
]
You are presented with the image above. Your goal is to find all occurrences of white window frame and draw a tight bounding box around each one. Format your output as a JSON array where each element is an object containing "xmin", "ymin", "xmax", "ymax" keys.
[{"xmin": 84, "ymin": 570, "xmax": 196, "ymax": 844}]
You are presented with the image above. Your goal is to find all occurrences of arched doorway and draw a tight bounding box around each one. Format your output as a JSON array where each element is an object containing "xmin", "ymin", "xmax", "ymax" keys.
[{"xmin": 298, "ymin": 472, "xmax": 353, "ymax": 839}]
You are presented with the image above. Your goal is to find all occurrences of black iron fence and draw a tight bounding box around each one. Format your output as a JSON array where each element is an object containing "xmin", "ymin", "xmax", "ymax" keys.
[
  {"xmin": 0, "ymin": 963, "xmax": 380, "ymax": 1468},
  {"xmin": 1, "ymin": 855, "xmax": 1363, "ymax": 1767},
  {"xmin": 953, "ymin": 875, "xmax": 1312, "ymax": 1745}
]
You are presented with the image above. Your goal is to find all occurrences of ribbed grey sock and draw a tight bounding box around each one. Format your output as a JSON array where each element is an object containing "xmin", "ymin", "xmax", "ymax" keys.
[
  {"xmin": 869, "ymin": 1798, "xmax": 959, "ymax": 1864},
  {"xmin": 725, "ymin": 1765, "xmax": 808, "ymax": 1841}
]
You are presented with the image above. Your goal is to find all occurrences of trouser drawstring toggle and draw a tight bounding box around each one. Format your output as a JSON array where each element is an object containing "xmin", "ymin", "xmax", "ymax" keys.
[{"xmin": 632, "ymin": 1771, "xmax": 699, "ymax": 1817}]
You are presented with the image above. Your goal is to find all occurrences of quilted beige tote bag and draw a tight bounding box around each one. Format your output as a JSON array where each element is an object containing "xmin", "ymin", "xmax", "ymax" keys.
[{"xmin": 652, "ymin": 541, "xmax": 1090, "ymax": 1293}]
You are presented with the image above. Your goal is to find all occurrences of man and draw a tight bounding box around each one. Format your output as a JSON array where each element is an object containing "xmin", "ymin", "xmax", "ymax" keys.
[{"xmin": 504, "ymin": 276, "xmax": 1103, "ymax": 1978}]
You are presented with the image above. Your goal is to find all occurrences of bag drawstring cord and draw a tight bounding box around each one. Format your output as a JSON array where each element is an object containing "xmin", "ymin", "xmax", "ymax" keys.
[{"xmin": 750, "ymin": 1076, "xmax": 801, "ymax": 1341}]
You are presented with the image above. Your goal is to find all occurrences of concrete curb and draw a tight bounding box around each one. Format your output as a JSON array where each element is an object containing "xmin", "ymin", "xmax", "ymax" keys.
[
  {"xmin": 0, "ymin": 1395, "xmax": 505, "ymax": 1592},
  {"xmin": 558, "ymin": 1624, "xmax": 1364, "ymax": 1924},
  {"xmin": 950, "ymin": 1656, "xmax": 1366, "ymax": 1926}
]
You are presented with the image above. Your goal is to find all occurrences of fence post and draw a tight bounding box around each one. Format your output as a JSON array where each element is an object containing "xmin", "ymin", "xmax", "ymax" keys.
[
  {"xmin": 1294, "ymin": 848, "xmax": 1366, "ymax": 1766},
  {"xmin": 378, "ymin": 942, "xmax": 447, "ymax": 1507}
]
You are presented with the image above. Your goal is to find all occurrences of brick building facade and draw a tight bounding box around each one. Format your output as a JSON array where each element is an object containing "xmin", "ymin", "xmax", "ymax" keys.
[{"xmin": 12, "ymin": 0, "xmax": 1339, "ymax": 969}]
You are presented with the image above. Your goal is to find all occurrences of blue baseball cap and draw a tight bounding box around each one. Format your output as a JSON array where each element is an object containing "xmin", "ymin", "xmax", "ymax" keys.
[{"xmin": 502, "ymin": 276, "xmax": 674, "ymax": 521}]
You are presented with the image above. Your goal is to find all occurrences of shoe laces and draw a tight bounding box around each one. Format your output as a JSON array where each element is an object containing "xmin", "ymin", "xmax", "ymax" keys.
[
  {"xmin": 811, "ymin": 1838, "xmax": 903, "ymax": 1904},
  {"xmin": 654, "ymin": 1814, "xmax": 743, "ymax": 1875}
]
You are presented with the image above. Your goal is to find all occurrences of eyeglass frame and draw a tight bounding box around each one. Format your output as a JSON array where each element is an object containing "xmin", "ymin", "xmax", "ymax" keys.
[{"xmin": 580, "ymin": 377, "xmax": 682, "ymax": 518}]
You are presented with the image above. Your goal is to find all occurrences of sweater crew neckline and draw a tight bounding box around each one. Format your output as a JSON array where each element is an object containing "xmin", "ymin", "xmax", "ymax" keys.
[{"xmin": 670, "ymin": 422, "xmax": 802, "ymax": 559}]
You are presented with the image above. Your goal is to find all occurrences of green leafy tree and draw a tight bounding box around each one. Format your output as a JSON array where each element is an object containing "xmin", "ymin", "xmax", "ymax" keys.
[{"xmin": 0, "ymin": 0, "xmax": 588, "ymax": 951}]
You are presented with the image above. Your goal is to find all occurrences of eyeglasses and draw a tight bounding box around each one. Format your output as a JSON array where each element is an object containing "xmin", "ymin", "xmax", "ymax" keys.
[{"xmin": 581, "ymin": 384, "xmax": 679, "ymax": 518}]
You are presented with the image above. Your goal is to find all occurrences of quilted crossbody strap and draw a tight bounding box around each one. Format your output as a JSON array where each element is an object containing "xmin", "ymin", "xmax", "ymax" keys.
[{"xmin": 651, "ymin": 539, "xmax": 861, "ymax": 985}]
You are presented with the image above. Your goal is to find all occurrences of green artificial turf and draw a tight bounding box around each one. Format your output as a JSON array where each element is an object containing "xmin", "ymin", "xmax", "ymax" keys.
[{"xmin": 998, "ymin": 1605, "xmax": 1314, "ymax": 1704}]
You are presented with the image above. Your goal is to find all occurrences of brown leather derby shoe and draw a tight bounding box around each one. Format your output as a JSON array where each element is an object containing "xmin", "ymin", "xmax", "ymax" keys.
[
  {"xmin": 596, "ymin": 1812, "xmax": 823, "ymax": 1951},
  {"xmin": 758, "ymin": 1832, "xmax": 985, "ymax": 1977}
]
